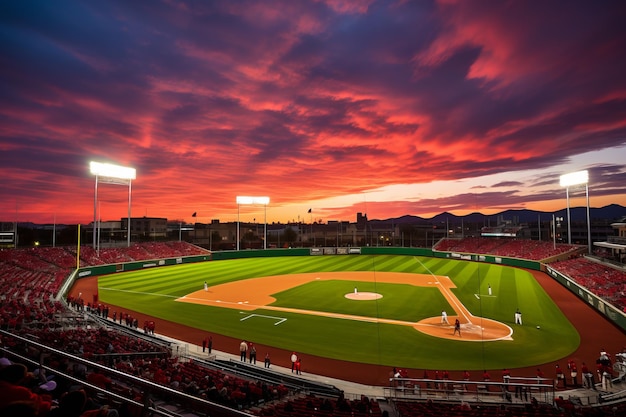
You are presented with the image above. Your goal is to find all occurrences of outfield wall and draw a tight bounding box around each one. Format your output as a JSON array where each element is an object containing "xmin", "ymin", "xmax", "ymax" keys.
[
  {"xmin": 430, "ymin": 249, "xmax": 542, "ymax": 270},
  {"xmin": 76, "ymin": 253, "xmax": 212, "ymax": 277}
]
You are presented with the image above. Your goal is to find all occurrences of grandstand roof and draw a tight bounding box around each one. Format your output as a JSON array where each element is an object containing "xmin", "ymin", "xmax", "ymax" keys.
[{"xmin": 595, "ymin": 241, "xmax": 626, "ymax": 250}]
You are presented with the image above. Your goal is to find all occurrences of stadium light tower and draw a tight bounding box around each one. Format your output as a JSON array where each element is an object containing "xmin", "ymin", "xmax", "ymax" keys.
[
  {"xmin": 90, "ymin": 161, "xmax": 137, "ymax": 249},
  {"xmin": 236, "ymin": 196, "xmax": 270, "ymax": 250},
  {"xmin": 559, "ymin": 170, "xmax": 591, "ymax": 253},
  {"xmin": 552, "ymin": 215, "xmax": 563, "ymax": 250}
]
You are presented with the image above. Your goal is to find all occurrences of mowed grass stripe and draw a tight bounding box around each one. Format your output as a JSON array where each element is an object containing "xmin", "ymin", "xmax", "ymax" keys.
[{"xmin": 366, "ymin": 255, "xmax": 411, "ymax": 271}]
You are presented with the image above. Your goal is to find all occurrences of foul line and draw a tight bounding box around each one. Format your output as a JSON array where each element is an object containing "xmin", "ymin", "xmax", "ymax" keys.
[{"xmin": 413, "ymin": 257, "xmax": 472, "ymax": 324}]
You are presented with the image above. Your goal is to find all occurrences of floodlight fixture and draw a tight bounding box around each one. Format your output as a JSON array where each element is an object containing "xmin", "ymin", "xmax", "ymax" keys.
[
  {"xmin": 552, "ymin": 215, "xmax": 564, "ymax": 250},
  {"xmin": 90, "ymin": 161, "xmax": 136, "ymax": 181},
  {"xmin": 236, "ymin": 196, "xmax": 270, "ymax": 250},
  {"xmin": 559, "ymin": 170, "xmax": 588, "ymax": 187},
  {"xmin": 90, "ymin": 161, "xmax": 136, "ymax": 249},
  {"xmin": 559, "ymin": 170, "xmax": 591, "ymax": 253},
  {"xmin": 236, "ymin": 196, "xmax": 270, "ymax": 205}
]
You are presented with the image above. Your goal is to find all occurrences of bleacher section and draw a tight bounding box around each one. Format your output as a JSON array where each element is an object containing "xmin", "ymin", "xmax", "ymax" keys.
[
  {"xmin": 254, "ymin": 392, "xmax": 380, "ymax": 417},
  {"xmin": 434, "ymin": 237, "xmax": 579, "ymax": 260},
  {"xmin": 1, "ymin": 240, "xmax": 625, "ymax": 417},
  {"xmin": 549, "ymin": 257, "xmax": 626, "ymax": 311}
]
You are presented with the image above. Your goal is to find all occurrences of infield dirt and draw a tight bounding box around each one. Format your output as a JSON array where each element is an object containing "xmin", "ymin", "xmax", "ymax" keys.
[{"xmin": 177, "ymin": 271, "xmax": 513, "ymax": 341}]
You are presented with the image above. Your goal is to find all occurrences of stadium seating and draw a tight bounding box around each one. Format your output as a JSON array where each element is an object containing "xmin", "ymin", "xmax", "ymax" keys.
[
  {"xmin": 434, "ymin": 238, "xmax": 578, "ymax": 260},
  {"xmin": 549, "ymin": 257, "xmax": 626, "ymax": 311},
  {"xmin": 1, "ymin": 241, "xmax": 624, "ymax": 416}
]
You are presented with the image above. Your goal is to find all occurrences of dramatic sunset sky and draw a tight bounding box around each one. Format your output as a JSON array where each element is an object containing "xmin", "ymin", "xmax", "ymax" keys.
[{"xmin": 1, "ymin": 0, "xmax": 625, "ymax": 225}]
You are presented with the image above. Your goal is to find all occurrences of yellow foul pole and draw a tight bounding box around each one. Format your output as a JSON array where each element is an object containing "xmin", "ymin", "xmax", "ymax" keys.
[{"xmin": 76, "ymin": 224, "xmax": 81, "ymax": 270}]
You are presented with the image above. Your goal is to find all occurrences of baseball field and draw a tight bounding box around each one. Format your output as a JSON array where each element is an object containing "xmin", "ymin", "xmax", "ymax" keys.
[{"xmin": 94, "ymin": 254, "xmax": 580, "ymax": 371}]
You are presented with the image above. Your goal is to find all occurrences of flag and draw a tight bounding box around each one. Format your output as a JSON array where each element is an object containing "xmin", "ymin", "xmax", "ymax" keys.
[
  {"xmin": 307, "ymin": 208, "xmax": 312, "ymax": 213},
  {"xmin": 192, "ymin": 212, "xmax": 197, "ymax": 217}
]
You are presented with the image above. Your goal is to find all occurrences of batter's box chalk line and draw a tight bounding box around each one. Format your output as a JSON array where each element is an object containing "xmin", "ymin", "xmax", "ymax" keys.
[{"xmin": 239, "ymin": 312, "xmax": 287, "ymax": 326}]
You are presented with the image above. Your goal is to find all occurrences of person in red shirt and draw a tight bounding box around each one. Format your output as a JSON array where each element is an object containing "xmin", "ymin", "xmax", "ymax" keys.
[
  {"xmin": 423, "ymin": 369, "xmax": 431, "ymax": 389},
  {"xmin": 502, "ymin": 368, "xmax": 511, "ymax": 390},
  {"xmin": 461, "ymin": 370, "xmax": 470, "ymax": 391},
  {"xmin": 442, "ymin": 370, "xmax": 450, "ymax": 390},
  {"xmin": 581, "ymin": 362, "xmax": 596, "ymax": 390},
  {"xmin": 482, "ymin": 370, "xmax": 491, "ymax": 391},
  {"xmin": 555, "ymin": 364, "xmax": 566, "ymax": 388},
  {"xmin": 86, "ymin": 370, "xmax": 112, "ymax": 390},
  {"xmin": 294, "ymin": 358, "xmax": 302, "ymax": 375},
  {"xmin": 568, "ymin": 360, "xmax": 578, "ymax": 387},
  {"xmin": 0, "ymin": 363, "xmax": 53, "ymax": 416},
  {"xmin": 536, "ymin": 368, "xmax": 544, "ymax": 383}
]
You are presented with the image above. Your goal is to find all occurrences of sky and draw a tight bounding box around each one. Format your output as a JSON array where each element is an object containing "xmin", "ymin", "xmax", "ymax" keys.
[{"xmin": 1, "ymin": 0, "xmax": 626, "ymax": 226}]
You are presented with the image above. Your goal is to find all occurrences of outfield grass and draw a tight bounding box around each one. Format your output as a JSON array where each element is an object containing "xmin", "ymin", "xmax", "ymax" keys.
[{"xmin": 97, "ymin": 255, "xmax": 580, "ymax": 370}]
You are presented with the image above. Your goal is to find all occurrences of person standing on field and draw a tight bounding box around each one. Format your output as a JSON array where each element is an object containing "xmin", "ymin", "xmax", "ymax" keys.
[
  {"xmin": 291, "ymin": 352, "xmax": 298, "ymax": 373},
  {"xmin": 249, "ymin": 344, "xmax": 257, "ymax": 364},
  {"xmin": 441, "ymin": 310, "xmax": 449, "ymax": 324},
  {"xmin": 295, "ymin": 358, "xmax": 302, "ymax": 375},
  {"xmin": 453, "ymin": 319, "xmax": 461, "ymax": 336},
  {"xmin": 239, "ymin": 340, "xmax": 248, "ymax": 361},
  {"xmin": 555, "ymin": 364, "xmax": 566, "ymax": 389}
]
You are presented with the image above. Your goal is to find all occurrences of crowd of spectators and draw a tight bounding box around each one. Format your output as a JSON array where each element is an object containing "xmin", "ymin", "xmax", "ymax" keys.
[
  {"xmin": 254, "ymin": 392, "xmax": 380, "ymax": 417},
  {"xmin": 0, "ymin": 242, "xmax": 296, "ymax": 416},
  {"xmin": 434, "ymin": 237, "xmax": 579, "ymax": 260},
  {"xmin": 0, "ymin": 355, "xmax": 123, "ymax": 417},
  {"xmin": 549, "ymin": 257, "xmax": 626, "ymax": 311},
  {"xmin": 1, "ymin": 240, "xmax": 625, "ymax": 417}
]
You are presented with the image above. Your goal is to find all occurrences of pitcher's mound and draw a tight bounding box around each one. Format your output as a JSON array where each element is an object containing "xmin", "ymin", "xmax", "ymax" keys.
[{"xmin": 345, "ymin": 292, "xmax": 383, "ymax": 300}]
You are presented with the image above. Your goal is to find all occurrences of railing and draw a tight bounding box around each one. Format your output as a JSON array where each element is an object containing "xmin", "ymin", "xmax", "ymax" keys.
[
  {"xmin": 0, "ymin": 329, "xmax": 254, "ymax": 417},
  {"xmin": 384, "ymin": 377, "xmax": 555, "ymax": 406},
  {"xmin": 607, "ymin": 236, "xmax": 626, "ymax": 245}
]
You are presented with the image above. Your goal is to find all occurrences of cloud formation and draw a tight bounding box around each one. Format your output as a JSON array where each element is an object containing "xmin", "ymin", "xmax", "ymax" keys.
[{"xmin": 1, "ymin": 0, "xmax": 625, "ymax": 224}]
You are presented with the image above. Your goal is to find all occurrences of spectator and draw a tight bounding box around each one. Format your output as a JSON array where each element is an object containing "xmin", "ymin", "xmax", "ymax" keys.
[{"xmin": 0, "ymin": 362, "xmax": 53, "ymax": 416}]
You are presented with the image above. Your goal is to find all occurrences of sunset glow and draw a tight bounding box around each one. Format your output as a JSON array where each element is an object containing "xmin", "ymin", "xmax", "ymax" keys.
[{"xmin": 1, "ymin": 1, "xmax": 625, "ymax": 225}]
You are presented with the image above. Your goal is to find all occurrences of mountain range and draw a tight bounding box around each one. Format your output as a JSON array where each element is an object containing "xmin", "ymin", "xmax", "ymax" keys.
[{"xmin": 373, "ymin": 204, "xmax": 626, "ymax": 226}]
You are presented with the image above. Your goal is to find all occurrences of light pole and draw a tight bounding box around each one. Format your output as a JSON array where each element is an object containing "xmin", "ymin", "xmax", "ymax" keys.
[
  {"xmin": 236, "ymin": 196, "xmax": 270, "ymax": 250},
  {"xmin": 560, "ymin": 170, "xmax": 591, "ymax": 253},
  {"xmin": 309, "ymin": 209, "xmax": 314, "ymax": 247},
  {"xmin": 552, "ymin": 215, "xmax": 563, "ymax": 249},
  {"xmin": 90, "ymin": 161, "xmax": 136, "ymax": 249}
]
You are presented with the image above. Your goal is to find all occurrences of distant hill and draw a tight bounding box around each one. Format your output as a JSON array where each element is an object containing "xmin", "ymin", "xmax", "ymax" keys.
[{"xmin": 372, "ymin": 204, "xmax": 626, "ymax": 226}]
